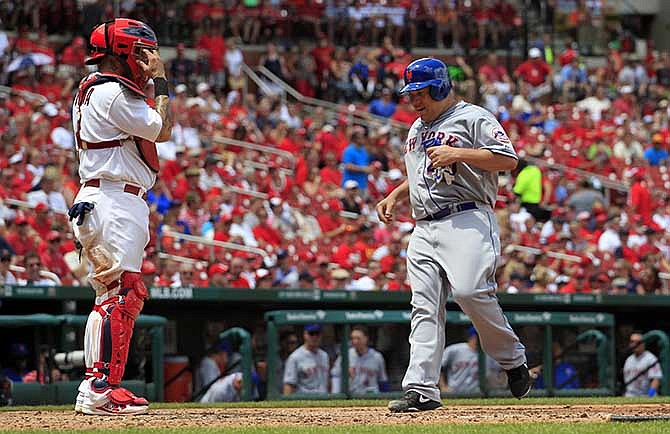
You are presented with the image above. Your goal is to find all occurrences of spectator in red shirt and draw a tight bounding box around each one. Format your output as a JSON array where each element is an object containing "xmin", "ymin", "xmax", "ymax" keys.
[
  {"xmin": 6, "ymin": 215, "xmax": 38, "ymax": 259},
  {"xmin": 559, "ymin": 268, "xmax": 591, "ymax": 294},
  {"xmin": 160, "ymin": 146, "xmax": 186, "ymax": 187},
  {"xmin": 558, "ymin": 40, "xmax": 579, "ymax": 67},
  {"xmin": 34, "ymin": 66, "xmax": 63, "ymax": 102},
  {"xmin": 478, "ymin": 53, "xmax": 514, "ymax": 95},
  {"xmin": 293, "ymin": 42, "xmax": 318, "ymax": 98},
  {"xmin": 39, "ymin": 231, "xmax": 73, "ymax": 284},
  {"xmin": 514, "ymin": 48, "xmax": 553, "ymax": 100},
  {"xmin": 628, "ymin": 168, "xmax": 653, "ymax": 225},
  {"xmin": 615, "ymin": 230, "xmax": 639, "ymax": 264},
  {"xmin": 319, "ymin": 151, "xmax": 343, "ymax": 188},
  {"xmin": 391, "ymin": 95, "xmax": 416, "ymax": 125},
  {"xmin": 277, "ymin": 128, "xmax": 300, "ymax": 155},
  {"xmin": 60, "ymin": 36, "xmax": 86, "ymax": 67},
  {"xmin": 141, "ymin": 260, "xmax": 158, "ymax": 289},
  {"xmin": 588, "ymin": 273, "xmax": 610, "ymax": 294},
  {"xmin": 379, "ymin": 234, "xmax": 403, "ymax": 273},
  {"xmin": 314, "ymin": 125, "xmax": 339, "ymax": 160},
  {"xmin": 316, "ymin": 198, "xmax": 347, "ymax": 239},
  {"xmin": 311, "ymin": 255, "xmax": 332, "ymax": 290},
  {"xmin": 262, "ymin": 164, "xmax": 293, "ymax": 199},
  {"xmin": 331, "ymin": 226, "xmax": 361, "ymax": 268},
  {"xmin": 195, "ymin": 23, "xmax": 227, "ymax": 91},
  {"xmin": 172, "ymin": 165, "xmax": 206, "ymax": 204},
  {"xmin": 11, "ymin": 70, "xmax": 35, "ymax": 94},
  {"xmin": 310, "ymin": 33, "xmax": 335, "ymax": 83},
  {"xmin": 13, "ymin": 26, "xmax": 35, "ymax": 54},
  {"xmin": 252, "ymin": 206, "xmax": 283, "ymax": 248},
  {"xmin": 185, "ymin": 1, "xmax": 210, "ymax": 27},
  {"xmin": 212, "ymin": 212, "xmax": 232, "ymax": 243},
  {"xmin": 32, "ymin": 30, "xmax": 55, "ymax": 59},
  {"xmin": 472, "ymin": 0, "xmax": 496, "ymax": 48},
  {"xmin": 228, "ymin": 257, "xmax": 251, "ymax": 288},
  {"xmin": 207, "ymin": 263, "xmax": 230, "ymax": 288},
  {"xmin": 612, "ymin": 85, "xmax": 635, "ymax": 116},
  {"xmin": 28, "ymin": 203, "xmax": 51, "ymax": 241}
]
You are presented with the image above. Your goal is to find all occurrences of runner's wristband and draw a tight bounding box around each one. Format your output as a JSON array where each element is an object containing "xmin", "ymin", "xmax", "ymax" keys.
[{"xmin": 153, "ymin": 77, "xmax": 169, "ymax": 97}]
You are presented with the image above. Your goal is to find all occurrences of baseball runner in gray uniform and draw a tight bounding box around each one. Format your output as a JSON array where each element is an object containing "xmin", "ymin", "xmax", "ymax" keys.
[
  {"xmin": 283, "ymin": 324, "xmax": 330, "ymax": 394},
  {"xmin": 331, "ymin": 326, "xmax": 389, "ymax": 394},
  {"xmin": 377, "ymin": 58, "xmax": 533, "ymax": 412}
]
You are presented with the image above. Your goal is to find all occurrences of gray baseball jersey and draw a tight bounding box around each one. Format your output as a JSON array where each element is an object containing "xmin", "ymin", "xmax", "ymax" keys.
[
  {"xmin": 623, "ymin": 351, "xmax": 662, "ymax": 397},
  {"xmin": 400, "ymin": 100, "xmax": 526, "ymax": 402},
  {"xmin": 331, "ymin": 347, "xmax": 388, "ymax": 394},
  {"xmin": 199, "ymin": 372, "xmax": 242, "ymax": 403},
  {"xmin": 441, "ymin": 343, "xmax": 479, "ymax": 393},
  {"xmin": 283, "ymin": 345, "xmax": 329, "ymax": 394},
  {"xmin": 441, "ymin": 343, "xmax": 507, "ymax": 393},
  {"xmin": 194, "ymin": 356, "xmax": 220, "ymax": 393},
  {"xmin": 403, "ymin": 101, "xmax": 516, "ymax": 219}
]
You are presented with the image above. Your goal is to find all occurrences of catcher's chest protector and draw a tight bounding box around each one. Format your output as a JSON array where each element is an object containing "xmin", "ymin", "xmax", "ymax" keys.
[{"xmin": 76, "ymin": 73, "xmax": 160, "ymax": 172}]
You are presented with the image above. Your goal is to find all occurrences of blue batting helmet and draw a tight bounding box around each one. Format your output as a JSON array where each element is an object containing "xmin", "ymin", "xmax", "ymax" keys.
[{"xmin": 399, "ymin": 57, "xmax": 452, "ymax": 101}]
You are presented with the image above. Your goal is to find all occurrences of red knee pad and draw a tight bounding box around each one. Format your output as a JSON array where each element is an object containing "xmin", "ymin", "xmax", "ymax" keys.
[
  {"xmin": 121, "ymin": 271, "xmax": 149, "ymax": 300},
  {"xmin": 120, "ymin": 271, "xmax": 148, "ymax": 319}
]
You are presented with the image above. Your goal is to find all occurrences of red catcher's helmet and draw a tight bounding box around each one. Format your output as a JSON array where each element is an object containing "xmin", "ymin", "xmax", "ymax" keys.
[{"xmin": 85, "ymin": 18, "xmax": 158, "ymax": 88}]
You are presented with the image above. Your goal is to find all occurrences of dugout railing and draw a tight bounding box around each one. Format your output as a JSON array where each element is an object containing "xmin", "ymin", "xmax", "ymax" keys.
[
  {"xmin": 264, "ymin": 310, "xmax": 616, "ymax": 401},
  {"xmin": 219, "ymin": 327, "xmax": 254, "ymax": 402},
  {"xmin": 1, "ymin": 314, "xmax": 166, "ymax": 405}
]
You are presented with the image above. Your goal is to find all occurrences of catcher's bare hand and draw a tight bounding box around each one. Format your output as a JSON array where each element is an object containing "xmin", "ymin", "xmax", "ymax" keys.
[
  {"xmin": 426, "ymin": 145, "xmax": 460, "ymax": 168},
  {"xmin": 137, "ymin": 48, "xmax": 166, "ymax": 79},
  {"xmin": 376, "ymin": 196, "xmax": 397, "ymax": 225}
]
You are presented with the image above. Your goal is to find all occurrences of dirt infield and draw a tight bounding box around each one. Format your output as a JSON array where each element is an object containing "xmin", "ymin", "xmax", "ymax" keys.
[{"xmin": 3, "ymin": 404, "xmax": 670, "ymax": 431}]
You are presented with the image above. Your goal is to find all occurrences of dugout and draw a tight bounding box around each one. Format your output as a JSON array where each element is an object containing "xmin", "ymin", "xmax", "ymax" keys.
[
  {"xmin": 0, "ymin": 314, "xmax": 166, "ymax": 405},
  {"xmin": 264, "ymin": 310, "xmax": 616, "ymax": 401}
]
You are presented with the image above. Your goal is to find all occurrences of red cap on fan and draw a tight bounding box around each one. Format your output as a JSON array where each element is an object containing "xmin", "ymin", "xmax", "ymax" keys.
[
  {"xmin": 141, "ymin": 260, "xmax": 157, "ymax": 274},
  {"xmin": 209, "ymin": 263, "xmax": 229, "ymax": 276}
]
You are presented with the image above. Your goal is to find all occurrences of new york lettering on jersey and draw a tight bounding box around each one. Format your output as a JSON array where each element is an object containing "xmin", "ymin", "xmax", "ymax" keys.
[{"xmin": 403, "ymin": 102, "xmax": 517, "ymax": 219}]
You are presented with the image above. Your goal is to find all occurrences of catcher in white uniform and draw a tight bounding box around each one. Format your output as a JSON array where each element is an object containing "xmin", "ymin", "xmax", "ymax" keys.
[{"xmin": 69, "ymin": 18, "xmax": 172, "ymax": 415}]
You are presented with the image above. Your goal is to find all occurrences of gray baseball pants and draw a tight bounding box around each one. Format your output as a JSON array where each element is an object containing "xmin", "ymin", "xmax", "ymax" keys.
[{"xmin": 402, "ymin": 205, "xmax": 526, "ymax": 402}]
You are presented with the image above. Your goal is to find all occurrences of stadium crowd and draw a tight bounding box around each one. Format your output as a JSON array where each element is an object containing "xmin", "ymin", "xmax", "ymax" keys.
[
  {"xmin": 0, "ymin": 2, "xmax": 670, "ymax": 296},
  {"xmin": 1, "ymin": 0, "xmax": 525, "ymax": 50}
]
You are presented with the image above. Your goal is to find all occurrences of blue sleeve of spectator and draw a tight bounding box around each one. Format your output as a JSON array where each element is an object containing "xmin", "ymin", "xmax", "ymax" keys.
[
  {"xmin": 157, "ymin": 194, "xmax": 172, "ymax": 215},
  {"xmin": 369, "ymin": 100, "xmax": 381, "ymax": 116},
  {"xmin": 342, "ymin": 147, "xmax": 355, "ymax": 164},
  {"xmin": 579, "ymin": 70, "xmax": 587, "ymax": 82}
]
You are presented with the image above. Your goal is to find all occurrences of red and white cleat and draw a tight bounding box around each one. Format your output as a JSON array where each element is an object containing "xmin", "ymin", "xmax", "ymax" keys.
[{"xmin": 75, "ymin": 380, "xmax": 149, "ymax": 415}]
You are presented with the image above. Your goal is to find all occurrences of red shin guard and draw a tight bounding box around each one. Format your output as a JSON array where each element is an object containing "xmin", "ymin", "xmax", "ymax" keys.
[{"xmin": 106, "ymin": 272, "xmax": 149, "ymax": 385}]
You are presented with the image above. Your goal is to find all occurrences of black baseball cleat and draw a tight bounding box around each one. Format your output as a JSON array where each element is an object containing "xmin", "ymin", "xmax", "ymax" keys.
[
  {"xmin": 388, "ymin": 391, "xmax": 442, "ymax": 413},
  {"xmin": 506, "ymin": 363, "xmax": 533, "ymax": 399}
]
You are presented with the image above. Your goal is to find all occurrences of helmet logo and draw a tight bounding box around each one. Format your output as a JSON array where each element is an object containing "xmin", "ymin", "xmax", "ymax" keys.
[{"xmin": 406, "ymin": 69, "xmax": 413, "ymax": 82}]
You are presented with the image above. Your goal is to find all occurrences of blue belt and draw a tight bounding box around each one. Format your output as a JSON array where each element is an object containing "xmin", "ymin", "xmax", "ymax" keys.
[{"xmin": 419, "ymin": 202, "xmax": 477, "ymax": 221}]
